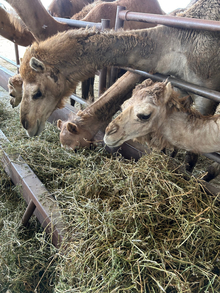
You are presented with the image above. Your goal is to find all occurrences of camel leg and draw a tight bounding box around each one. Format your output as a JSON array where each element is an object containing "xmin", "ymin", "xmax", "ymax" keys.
[
  {"xmin": 82, "ymin": 77, "xmax": 95, "ymax": 102},
  {"xmin": 184, "ymin": 152, "xmax": 198, "ymax": 173}
]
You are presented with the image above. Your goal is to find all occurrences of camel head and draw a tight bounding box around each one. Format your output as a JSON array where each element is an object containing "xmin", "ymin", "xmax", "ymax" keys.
[
  {"xmin": 57, "ymin": 115, "xmax": 95, "ymax": 149},
  {"xmin": 19, "ymin": 46, "xmax": 69, "ymax": 137},
  {"xmin": 8, "ymin": 74, "xmax": 23, "ymax": 108},
  {"xmin": 104, "ymin": 79, "xmax": 175, "ymax": 147}
]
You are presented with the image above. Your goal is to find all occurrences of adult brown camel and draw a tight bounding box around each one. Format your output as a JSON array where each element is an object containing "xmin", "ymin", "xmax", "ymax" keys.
[
  {"xmin": 2, "ymin": 0, "xmax": 163, "ymax": 103},
  {"xmin": 18, "ymin": 0, "xmax": 220, "ymax": 138}
]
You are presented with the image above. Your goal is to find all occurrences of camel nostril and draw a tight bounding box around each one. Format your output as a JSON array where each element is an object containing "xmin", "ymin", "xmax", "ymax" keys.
[{"xmin": 21, "ymin": 118, "xmax": 28, "ymax": 130}]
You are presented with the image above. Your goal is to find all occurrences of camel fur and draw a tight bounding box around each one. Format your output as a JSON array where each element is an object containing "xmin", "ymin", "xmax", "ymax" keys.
[
  {"xmin": 7, "ymin": 74, "xmax": 23, "ymax": 108},
  {"xmin": 48, "ymin": 0, "xmax": 95, "ymax": 18},
  {"xmin": 104, "ymin": 79, "xmax": 220, "ymax": 154},
  {"xmin": 2, "ymin": 0, "xmax": 163, "ymax": 104},
  {"xmin": 18, "ymin": 0, "xmax": 220, "ymax": 138}
]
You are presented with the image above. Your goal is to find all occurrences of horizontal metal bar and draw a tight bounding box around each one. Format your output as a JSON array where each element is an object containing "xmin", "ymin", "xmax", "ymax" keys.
[
  {"xmin": 204, "ymin": 152, "xmax": 220, "ymax": 164},
  {"xmin": 119, "ymin": 10, "xmax": 220, "ymax": 31},
  {"xmin": 122, "ymin": 67, "xmax": 220, "ymax": 103},
  {"xmin": 0, "ymin": 55, "xmax": 20, "ymax": 68},
  {"xmin": 70, "ymin": 94, "xmax": 89, "ymax": 106},
  {"xmin": 54, "ymin": 17, "xmax": 102, "ymax": 29}
]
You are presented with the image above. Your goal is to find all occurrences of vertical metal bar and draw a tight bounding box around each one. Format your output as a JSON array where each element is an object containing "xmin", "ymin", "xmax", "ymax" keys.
[
  {"xmin": 22, "ymin": 200, "xmax": 36, "ymax": 226},
  {"xmin": 98, "ymin": 19, "xmax": 110, "ymax": 96},
  {"xmin": 110, "ymin": 6, "xmax": 126, "ymax": 86},
  {"xmin": 115, "ymin": 5, "xmax": 126, "ymax": 30},
  {"xmin": 14, "ymin": 44, "xmax": 20, "ymax": 73}
]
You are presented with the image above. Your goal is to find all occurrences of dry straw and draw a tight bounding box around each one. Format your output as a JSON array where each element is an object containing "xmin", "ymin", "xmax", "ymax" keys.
[{"xmin": 0, "ymin": 97, "xmax": 220, "ymax": 292}]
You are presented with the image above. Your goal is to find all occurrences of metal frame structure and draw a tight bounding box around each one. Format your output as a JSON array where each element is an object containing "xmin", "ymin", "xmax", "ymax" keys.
[{"xmin": 1, "ymin": 7, "xmax": 220, "ymax": 248}]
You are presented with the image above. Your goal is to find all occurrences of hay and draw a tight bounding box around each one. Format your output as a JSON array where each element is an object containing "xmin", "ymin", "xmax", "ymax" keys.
[{"xmin": 0, "ymin": 94, "xmax": 220, "ymax": 292}]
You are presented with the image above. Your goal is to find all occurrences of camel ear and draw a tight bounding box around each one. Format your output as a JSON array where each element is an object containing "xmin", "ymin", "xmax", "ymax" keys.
[
  {"xmin": 164, "ymin": 82, "xmax": 173, "ymax": 104},
  {"xmin": 30, "ymin": 57, "xmax": 45, "ymax": 72},
  {"xmin": 67, "ymin": 122, "xmax": 79, "ymax": 134},
  {"xmin": 57, "ymin": 119, "xmax": 63, "ymax": 130}
]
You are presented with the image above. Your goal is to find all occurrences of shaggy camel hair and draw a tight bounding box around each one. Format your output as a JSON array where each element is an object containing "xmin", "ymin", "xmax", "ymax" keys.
[
  {"xmin": 104, "ymin": 79, "xmax": 220, "ymax": 154},
  {"xmin": 18, "ymin": 0, "xmax": 220, "ymax": 139}
]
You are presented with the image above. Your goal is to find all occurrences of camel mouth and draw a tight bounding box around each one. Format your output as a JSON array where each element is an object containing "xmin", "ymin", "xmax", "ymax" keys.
[
  {"xmin": 27, "ymin": 120, "xmax": 44, "ymax": 137},
  {"xmin": 104, "ymin": 136, "xmax": 123, "ymax": 148}
]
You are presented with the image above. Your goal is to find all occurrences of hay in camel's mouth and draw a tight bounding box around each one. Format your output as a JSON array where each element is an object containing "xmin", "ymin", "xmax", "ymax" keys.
[{"xmin": 0, "ymin": 95, "xmax": 220, "ymax": 292}]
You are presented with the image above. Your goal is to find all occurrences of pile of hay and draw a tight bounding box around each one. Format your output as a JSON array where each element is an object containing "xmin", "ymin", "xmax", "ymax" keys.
[{"xmin": 0, "ymin": 93, "xmax": 220, "ymax": 292}]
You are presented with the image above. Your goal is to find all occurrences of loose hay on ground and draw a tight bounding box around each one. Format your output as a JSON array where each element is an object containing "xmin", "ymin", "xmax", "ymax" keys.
[{"xmin": 0, "ymin": 90, "xmax": 220, "ymax": 292}]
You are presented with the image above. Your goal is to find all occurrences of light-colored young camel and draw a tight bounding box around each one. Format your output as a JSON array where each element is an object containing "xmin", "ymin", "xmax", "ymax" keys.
[
  {"xmin": 104, "ymin": 79, "xmax": 220, "ymax": 154},
  {"xmin": 57, "ymin": 71, "xmax": 143, "ymax": 149},
  {"xmin": 17, "ymin": 0, "xmax": 220, "ymax": 138}
]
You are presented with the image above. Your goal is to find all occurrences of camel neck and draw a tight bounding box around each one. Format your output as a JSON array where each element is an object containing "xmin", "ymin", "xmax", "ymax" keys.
[
  {"xmin": 164, "ymin": 112, "xmax": 220, "ymax": 153},
  {"xmin": 44, "ymin": 28, "xmax": 158, "ymax": 89}
]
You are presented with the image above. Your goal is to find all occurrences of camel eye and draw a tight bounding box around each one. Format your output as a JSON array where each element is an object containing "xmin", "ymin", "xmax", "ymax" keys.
[
  {"xmin": 33, "ymin": 90, "xmax": 42, "ymax": 100},
  {"xmin": 137, "ymin": 113, "xmax": 151, "ymax": 121}
]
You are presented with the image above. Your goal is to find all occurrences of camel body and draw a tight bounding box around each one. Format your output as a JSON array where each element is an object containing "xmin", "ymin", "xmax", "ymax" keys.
[
  {"xmin": 104, "ymin": 79, "xmax": 220, "ymax": 154},
  {"xmin": 18, "ymin": 0, "xmax": 220, "ymax": 137}
]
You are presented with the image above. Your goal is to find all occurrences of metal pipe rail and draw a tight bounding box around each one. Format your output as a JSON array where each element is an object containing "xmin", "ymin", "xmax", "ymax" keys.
[
  {"xmin": 119, "ymin": 10, "xmax": 220, "ymax": 32},
  {"xmin": 122, "ymin": 67, "xmax": 220, "ymax": 103},
  {"xmin": 0, "ymin": 54, "xmax": 20, "ymax": 68},
  {"xmin": 54, "ymin": 17, "xmax": 102, "ymax": 30}
]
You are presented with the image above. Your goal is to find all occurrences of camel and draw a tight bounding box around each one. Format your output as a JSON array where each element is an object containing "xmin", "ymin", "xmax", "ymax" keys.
[
  {"xmin": 57, "ymin": 71, "xmax": 144, "ymax": 149},
  {"xmin": 104, "ymin": 78, "xmax": 220, "ymax": 154},
  {"xmin": 2, "ymin": 0, "xmax": 163, "ymax": 101},
  {"xmin": 48, "ymin": 0, "xmax": 95, "ymax": 18},
  {"xmin": 7, "ymin": 74, "xmax": 23, "ymax": 108},
  {"xmin": 17, "ymin": 0, "xmax": 220, "ymax": 138},
  {"xmin": 1, "ymin": 0, "xmax": 163, "ymax": 104}
]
